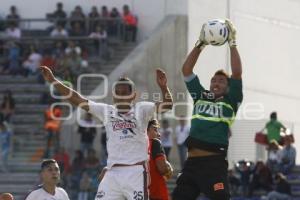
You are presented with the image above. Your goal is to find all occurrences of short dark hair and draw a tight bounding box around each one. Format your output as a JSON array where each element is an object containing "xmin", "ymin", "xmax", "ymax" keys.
[
  {"xmin": 114, "ymin": 77, "xmax": 135, "ymax": 93},
  {"xmin": 270, "ymin": 112, "xmax": 277, "ymax": 120},
  {"xmin": 147, "ymin": 119, "xmax": 160, "ymax": 130},
  {"xmin": 214, "ymin": 69, "xmax": 229, "ymax": 79},
  {"xmin": 41, "ymin": 159, "xmax": 57, "ymax": 171}
]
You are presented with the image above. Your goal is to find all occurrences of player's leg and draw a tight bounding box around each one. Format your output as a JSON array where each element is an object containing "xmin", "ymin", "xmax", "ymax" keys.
[
  {"xmin": 172, "ymin": 158, "xmax": 201, "ymax": 200},
  {"xmin": 122, "ymin": 164, "xmax": 149, "ymax": 200},
  {"xmin": 201, "ymin": 156, "xmax": 230, "ymax": 200},
  {"xmin": 95, "ymin": 168, "xmax": 124, "ymax": 200}
]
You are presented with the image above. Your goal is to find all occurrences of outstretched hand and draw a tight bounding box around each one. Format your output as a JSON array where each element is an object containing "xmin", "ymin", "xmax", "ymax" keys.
[
  {"xmin": 39, "ymin": 66, "xmax": 55, "ymax": 83},
  {"xmin": 156, "ymin": 68, "xmax": 167, "ymax": 88}
]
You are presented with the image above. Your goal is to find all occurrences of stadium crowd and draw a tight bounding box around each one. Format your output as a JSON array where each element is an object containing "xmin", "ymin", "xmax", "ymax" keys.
[{"xmin": 0, "ymin": 3, "xmax": 138, "ymax": 83}]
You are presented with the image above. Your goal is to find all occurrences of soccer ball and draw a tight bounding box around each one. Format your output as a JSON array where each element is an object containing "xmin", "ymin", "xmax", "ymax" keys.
[{"xmin": 203, "ymin": 19, "xmax": 229, "ymax": 46}]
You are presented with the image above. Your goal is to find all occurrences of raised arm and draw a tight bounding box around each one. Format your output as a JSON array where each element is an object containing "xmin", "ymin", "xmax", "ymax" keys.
[
  {"xmin": 182, "ymin": 24, "xmax": 207, "ymax": 77},
  {"xmin": 39, "ymin": 66, "xmax": 89, "ymax": 111},
  {"xmin": 226, "ymin": 19, "xmax": 242, "ymax": 79},
  {"xmin": 155, "ymin": 68, "xmax": 173, "ymax": 113},
  {"xmin": 182, "ymin": 47, "xmax": 202, "ymax": 77}
]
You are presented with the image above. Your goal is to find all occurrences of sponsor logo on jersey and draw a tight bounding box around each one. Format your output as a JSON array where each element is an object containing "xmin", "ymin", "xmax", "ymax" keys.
[
  {"xmin": 112, "ymin": 121, "xmax": 136, "ymax": 131},
  {"xmin": 96, "ymin": 191, "xmax": 105, "ymax": 199},
  {"xmin": 213, "ymin": 182, "xmax": 224, "ymax": 191}
]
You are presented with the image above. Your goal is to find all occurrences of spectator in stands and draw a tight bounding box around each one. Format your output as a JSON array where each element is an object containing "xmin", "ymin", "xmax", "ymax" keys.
[
  {"xmin": 61, "ymin": 68, "xmax": 75, "ymax": 85},
  {"xmin": 235, "ymin": 160, "xmax": 254, "ymax": 197},
  {"xmin": 264, "ymin": 112, "xmax": 286, "ymax": 143},
  {"xmin": 84, "ymin": 148, "xmax": 99, "ymax": 176},
  {"xmin": 70, "ymin": 150, "xmax": 86, "ymax": 200},
  {"xmin": 89, "ymin": 26, "xmax": 108, "ymax": 57},
  {"xmin": 78, "ymin": 113, "xmax": 97, "ymax": 156},
  {"xmin": 267, "ymin": 140, "xmax": 282, "ymax": 174},
  {"xmin": 0, "ymin": 15, "xmax": 5, "ymax": 31},
  {"xmin": 0, "ymin": 90, "xmax": 15, "ymax": 123},
  {"xmin": 70, "ymin": 22, "xmax": 85, "ymax": 37},
  {"xmin": 175, "ymin": 116, "xmax": 189, "ymax": 169},
  {"xmin": 44, "ymin": 104, "xmax": 62, "ymax": 158},
  {"xmin": 5, "ymin": 22, "xmax": 21, "ymax": 39},
  {"xmin": 70, "ymin": 6, "xmax": 86, "ymax": 30},
  {"xmin": 248, "ymin": 160, "xmax": 273, "ymax": 197},
  {"xmin": 78, "ymin": 171, "xmax": 92, "ymax": 200},
  {"xmin": 109, "ymin": 7, "xmax": 120, "ymax": 36},
  {"xmin": 47, "ymin": 2, "xmax": 67, "ymax": 28},
  {"xmin": 50, "ymin": 24, "xmax": 68, "ymax": 38},
  {"xmin": 267, "ymin": 173, "xmax": 292, "ymax": 200},
  {"xmin": 53, "ymin": 147, "xmax": 70, "ymax": 187},
  {"xmin": 65, "ymin": 40, "xmax": 81, "ymax": 56},
  {"xmin": 52, "ymin": 41, "xmax": 65, "ymax": 60},
  {"xmin": 0, "ymin": 122, "xmax": 12, "ymax": 173},
  {"xmin": 280, "ymin": 136, "xmax": 296, "ymax": 175},
  {"xmin": 228, "ymin": 169, "xmax": 241, "ymax": 196},
  {"xmin": 41, "ymin": 50, "xmax": 57, "ymax": 71},
  {"xmin": 23, "ymin": 45, "xmax": 42, "ymax": 76},
  {"xmin": 160, "ymin": 119, "xmax": 173, "ymax": 160},
  {"xmin": 6, "ymin": 6, "xmax": 20, "ymax": 27},
  {"xmin": 100, "ymin": 6, "xmax": 109, "ymax": 29},
  {"xmin": 88, "ymin": 6, "xmax": 100, "ymax": 33},
  {"xmin": 122, "ymin": 5, "xmax": 137, "ymax": 42},
  {"xmin": 7, "ymin": 41, "xmax": 21, "ymax": 75}
]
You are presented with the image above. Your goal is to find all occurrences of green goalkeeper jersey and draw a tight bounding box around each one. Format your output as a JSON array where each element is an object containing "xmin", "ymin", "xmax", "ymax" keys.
[{"xmin": 184, "ymin": 74, "xmax": 243, "ymax": 154}]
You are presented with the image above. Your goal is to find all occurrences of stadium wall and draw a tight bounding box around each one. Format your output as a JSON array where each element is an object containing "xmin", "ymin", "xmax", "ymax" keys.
[
  {"xmin": 188, "ymin": 0, "xmax": 300, "ymax": 165},
  {"xmin": 0, "ymin": 0, "xmax": 187, "ymax": 41}
]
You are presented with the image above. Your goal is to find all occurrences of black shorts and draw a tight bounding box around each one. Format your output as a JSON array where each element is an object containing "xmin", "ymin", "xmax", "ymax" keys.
[{"xmin": 172, "ymin": 155, "xmax": 230, "ymax": 200}]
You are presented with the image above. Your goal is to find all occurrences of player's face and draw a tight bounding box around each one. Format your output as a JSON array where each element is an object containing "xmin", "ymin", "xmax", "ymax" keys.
[
  {"xmin": 113, "ymin": 84, "xmax": 136, "ymax": 108},
  {"xmin": 148, "ymin": 126, "xmax": 160, "ymax": 139},
  {"xmin": 210, "ymin": 75, "xmax": 228, "ymax": 98},
  {"xmin": 41, "ymin": 163, "xmax": 60, "ymax": 186}
]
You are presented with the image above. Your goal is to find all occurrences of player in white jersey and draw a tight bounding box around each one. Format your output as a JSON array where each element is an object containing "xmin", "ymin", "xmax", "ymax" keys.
[
  {"xmin": 25, "ymin": 159, "xmax": 70, "ymax": 200},
  {"xmin": 39, "ymin": 66, "xmax": 173, "ymax": 200}
]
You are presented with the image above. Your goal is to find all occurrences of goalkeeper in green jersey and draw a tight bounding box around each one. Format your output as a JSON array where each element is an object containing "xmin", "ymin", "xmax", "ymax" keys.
[{"xmin": 172, "ymin": 19, "xmax": 243, "ymax": 200}]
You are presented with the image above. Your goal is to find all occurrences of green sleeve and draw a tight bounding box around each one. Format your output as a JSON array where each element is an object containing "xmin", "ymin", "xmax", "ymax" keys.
[
  {"xmin": 184, "ymin": 74, "xmax": 205, "ymax": 101},
  {"xmin": 227, "ymin": 78, "xmax": 243, "ymax": 110}
]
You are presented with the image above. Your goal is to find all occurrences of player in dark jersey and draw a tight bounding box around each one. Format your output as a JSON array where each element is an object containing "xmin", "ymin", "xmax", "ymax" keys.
[
  {"xmin": 147, "ymin": 119, "xmax": 173, "ymax": 200},
  {"xmin": 172, "ymin": 20, "xmax": 243, "ymax": 200}
]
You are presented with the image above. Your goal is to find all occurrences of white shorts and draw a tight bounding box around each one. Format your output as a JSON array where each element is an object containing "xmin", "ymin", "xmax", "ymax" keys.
[{"xmin": 95, "ymin": 164, "xmax": 149, "ymax": 200}]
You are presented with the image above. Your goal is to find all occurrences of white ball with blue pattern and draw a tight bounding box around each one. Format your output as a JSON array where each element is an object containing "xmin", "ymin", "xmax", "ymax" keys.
[{"xmin": 203, "ymin": 19, "xmax": 229, "ymax": 46}]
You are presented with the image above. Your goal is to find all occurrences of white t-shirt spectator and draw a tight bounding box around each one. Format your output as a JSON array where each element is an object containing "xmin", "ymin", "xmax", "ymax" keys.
[
  {"xmin": 89, "ymin": 30, "xmax": 107, "ymax": 40},
  {"xmin": 25, "ymin": 186, "xmax": 70, "ymax": 200},
  {"xmin": 175, "ymin": 124, "xmax": 190, "ymax": 145},
  {"xmin": 6, "ymin": 27, "xmax": 21, "ymax": 39},
  {"xmin": 65, "ymin": 46, "xmax": 81, "ymax": 56},
  {"xmin": 160, "ymin": 127, "xmax": 173, "ymax": 147},
  {"xmin": 23, "ymin": 52, "xmax": 42, "ymax": 73},
  {"xmin": 50, "ymin": 28, "xmax": 68, "ymax": 38}
]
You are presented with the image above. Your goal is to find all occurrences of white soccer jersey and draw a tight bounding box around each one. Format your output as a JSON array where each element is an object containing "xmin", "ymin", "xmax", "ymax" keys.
[
  {"xmin": 88, "ymin": 100, "xmax": 156, "ymax": 168},
  {"xmin": 25, "ymin": 186, "xmax": 70, "ymax": 200}
]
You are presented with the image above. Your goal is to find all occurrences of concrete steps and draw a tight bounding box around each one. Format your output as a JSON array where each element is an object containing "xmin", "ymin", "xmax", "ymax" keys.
[
  {"xmin": 0, "ymin": 84, "xmax": 48, "ymax": 93},
  {"xmin": 0, "ymin": 40, "xmax": 136, "ymax": 200}
]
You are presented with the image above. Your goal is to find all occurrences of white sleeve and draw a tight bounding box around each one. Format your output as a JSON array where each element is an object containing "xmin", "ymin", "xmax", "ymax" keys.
[
  {"xmin": 88, "ymin": 100, "xmax": 110, "ymax": 123},
  {"xmin": 137, "ymin": 101, "xmax": 156, "ymax": 122}
]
